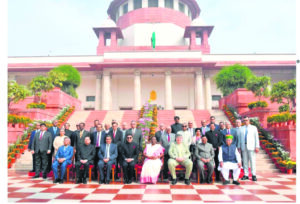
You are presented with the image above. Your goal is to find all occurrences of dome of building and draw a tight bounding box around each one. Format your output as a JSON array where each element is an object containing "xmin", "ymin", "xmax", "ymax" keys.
[
  {"xmin": 191, "ymin": 17, "xmax": 206, "ymax": 26},
  {"xmin": 100, "ymin": 17, "xmax": 117, "ymax": 28}
]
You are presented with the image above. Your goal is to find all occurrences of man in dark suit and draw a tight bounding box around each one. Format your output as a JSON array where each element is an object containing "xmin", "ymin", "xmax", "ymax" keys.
[
  {"xmin": 205, "ymin": 123, "xmax": 223, "ymax": 182},
  {"xmin": 219, "ymin": 121, "xmax": 226, "ymax": 132},
  {"xmin": 171, "ymin": 116, "xmax": 183, "ymax": 134},
  {"xmin": 89, "ymin": 120, "xmax": 99, "ymax": 135},
  {"xmin": 200, "ymin": 120, "xmax": 210, "ymax": 136},
  {"xmin": 187, "ymin": 121, "xmax": 196, "ymax": 137},
  {"xmin": 74, "ymin": 122, "xmax": 91, "ymax": 157},
  {"xmin": 28, "ymin": 123, "xmax": 40, "ymax": 172},
  {"xmin": 108, "ymin": 122, "xmax": 123, "ymax": 179},
  {"xmin": 31, "ymin": 123, "xmax": 52, "ymax": 179},
  {"xmin": 47, "ymin": 120, "xmax": 60, "ymax": 172},
  {"xmin": 126, "ymin": 120, "xmax": 142, "ymax": 151},
  {"xmin": 221, "ymin": 122, "xmax": 238, "ymax": 146},
  {"xmin": 121, "ymin": 122, "xmax": 128, "ymax": 143},
  {"xmin": 75, "ymin": 137, "xmax": 95, "ymax": 184},
  {"xmin": 98, "ymin": 135, "xmax": 118, "ymax": 184},
  {"xmin": 121, "ymin": 134, "xmax": 139, "ymax": 184},
  {"xmin": 206, "ymin": 116, "xmax": 220, "ymax": 131},
  {"xmin": 64, "ymin": 123, "xmax": 76, "ymax": 147},
  {"xmin": 155, "ymin": 123, "xmax": 165, "ymax": 142},
  {"xmin": 91, "ymin": 124, "xmax": 106, "ymax": 180}
]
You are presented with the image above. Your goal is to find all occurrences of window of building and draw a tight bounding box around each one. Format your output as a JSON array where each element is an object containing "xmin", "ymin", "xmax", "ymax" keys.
[
  {"xmin": 116, "ymin": 11, "xmax": 119, "ymax": 21},
  {"xmin": 148, "ymin": 0, "xmax": 158, "ymax": 7},
  {"xmin": 179, "ymin": 2, "xmax": 185, "ymax": 13},
  {"xmin": 120, "ymin": 107, "xmax": 133, "ymax": 110},
  {"xmin": 174, "ymin": 106, "xmax": 188, "ymax": 110},
  {"xmin": 165, "ymin": 0, "xmax": 173, "ymax": 9},
  {"xmin": 104, "ymin": 33, "xmax": 111, "ymax": 46},
  {"xmin": 212, "ymin": 95, "xmax": 221, "ymax": 101},
  {"xmin": 86, "ymin": 96, "xmax": 95, "ymax": 102},
  {"xmin": 134, "ymin": 0, "xmax": 142, "ymax": 9},
  {"xmin": 123, "ymin": 3, "xmax": 128, "ymax": 14},
  {"xmin": 196, "ymin": 32, "xmax": 201, "ymax": 45}
]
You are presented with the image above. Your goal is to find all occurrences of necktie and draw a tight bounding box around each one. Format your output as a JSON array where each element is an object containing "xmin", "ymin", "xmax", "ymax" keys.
[
  {"xmin": 105, "ymin": 144, "xmax": 110, "ymax": 158},
  {"xmin": 123, "ymin": 131, "xmax": 126, "ymax": 142},
  {"xmin": 132, "ymin": 129, "xmax": 135, "ymax": 136},
  {"xmin": 113, "ymin": 131, "xmax": 115, "ymax": 138},
  {"xmin": 203, "ymin": 128, "xmax": 205, "ymax": 135},
  {"xmin": 96, "ymin": 132, "xmax": 100, "ymax": 147},
  {"xmin": 39, "ymin": 131, "xmax": 43, "ymax": 140},
  {"xmin": 80, "ymin": 131, "xmax": 83, "ymax": 138},
  {"xmin": 227, "ymin": 129, "xmax": 230, "ymax": 134},
  {"xmin": 168, "ymin": 134, "xmax": 170, "ymax": 142}
]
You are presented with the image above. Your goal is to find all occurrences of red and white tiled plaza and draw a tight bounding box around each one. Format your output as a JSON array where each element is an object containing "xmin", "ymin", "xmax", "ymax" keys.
[{"xmin": 8, "ymin": 170, "xmax": 296, "ymax": 203}]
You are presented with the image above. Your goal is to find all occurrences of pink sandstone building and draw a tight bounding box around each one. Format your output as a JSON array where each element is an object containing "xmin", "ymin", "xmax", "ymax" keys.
[{"xmin": 8, "ymin": 0, "xmax": 296, "ymax": 111}]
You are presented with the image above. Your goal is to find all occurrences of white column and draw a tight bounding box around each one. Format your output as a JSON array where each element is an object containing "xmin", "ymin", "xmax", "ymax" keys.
[
  {"xmin": 205, "ymin": 74, "xmax": 212, "ymax": 110},
  {"xmin": 134, "ymin": 70, "xmax": 141, "ymax": 110},
  {"xmin": 174, "ymin": 0, "xmax": 179, "ymax": 10},
  {"xmin": 95, "ymin": 74, "xmax": 102, "ymax": 110},
  {"xmin": 159, "ymin": 0, "xmax": 165, "ymax": 8},
  {"xmin": 102, "ymin": 71, "xmax": 112, "ymax": 110},
  {"xmin": 184, "ymin": 2, "xmax": 188, "ymax": 16},
  {"xmin": 128, "ymin": 0, "xmax": 134, "ymax": 11},
  {"xmin": 195, "ymin": 68, "xmax": 204, "ymax": 109},
  {"xmin": 142, "ymin": 0, "xmax": 148, "ymax": 8},
  {"xmin": 165, "ymin": 71, "xmax": 173, "ymax": 110}
]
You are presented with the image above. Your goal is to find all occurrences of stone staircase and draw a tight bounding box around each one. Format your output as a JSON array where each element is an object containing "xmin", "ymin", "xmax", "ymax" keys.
[
  {"xmin": 121, "ymin": 110, "xmax": 139, "ymax": 124},
  {"xmin": 67, "ymin": 111, "xmax": 91, "ymax": 130},
  {"xmin": 85, "ymin": 110, "xmax": 107, "ymax": 129},
  {"xmin": 255, "ymin": 149, "xmax": 279, "ymax": 173},
  {"xmin": 13, "ymin": 150, "xmax": 33, "ymax": 171},
  {"xmin": 157, "ymin": 110, "xmax": 175, "ymax": 127},
  {"xmin": 209, "ymin": 109, "xmax": 230, "ymax": 123}
]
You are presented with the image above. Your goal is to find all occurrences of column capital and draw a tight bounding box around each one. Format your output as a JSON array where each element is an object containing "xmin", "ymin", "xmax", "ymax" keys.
[
  {"xmin": 195, "ymin": 68, "xmax": 203, "ymax": 76},
  {"xmin": 96, "ymin": 73, "xmax": 103, "ymax": 79},
  {"xmin": 134, "ymin": 70, "xmax": 141, "ymax": 76},
  {"xmin": 103, "ymin": 70, "xmax": 110, "ymax": 76},
  {"xmin": 204, "ymin": 73, "xmax": 210, "ymax": 79},
  {"xmin": 165, "ymin": 70, "xmax": 172, "ymax": 76}
]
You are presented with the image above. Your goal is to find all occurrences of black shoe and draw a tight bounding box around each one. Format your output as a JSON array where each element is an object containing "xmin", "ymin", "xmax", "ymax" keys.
[
  {"xmin": 43, "ymin": 174, "xmax": 47, "ymax": 179},
  {"xmin": 171, "ymin": 178, "xmax": 177, "ymax": 185},
  {"xmin": 53, "ymin": 179, "xmax": 59, "ymax": 183},
  {"xmin": 207, "ymin": 178, "xmax": 213, "ymax": 184},
  {"xmin": 83, "ymin": 178, "xmax": 87, "ymax": 184},
  {"xmin": 59, "ymin": 179, "xmax": 64, "ymax": 184},
  {"xmin": 106, "ymin": 180, "xmax": 111, "ymax": 184},
  {"xmin": 127, "ymin": 179, "xmax": 132, "ymax": 184},
  {"xmin": 252, "ymin": 176, "xmax": 257, "ymax": 181},
  {"xmin": 99, "ymin": 179, "xmax": 104, "ymax": 184},
  {"xmin": 241, "ymin": 176, "xmax": 249, "ymax": 180},
  {"xmin": 184, "ymin": 179, "xmax": 191, "ymax": 185},
  {"xmin": 75, "ymin": 179, "xmax": 81, "ymax": 184},
  {"xmin": 223, "ymin": 180, "xmax": 230, "ymax": 185},
  {"xmin": 32, "ymin": 175, "xmax": 39, "ymax": 179},
  {"xmin": 30, "ymin": 170, "xmax": 35, "ymax": 173},
  {"xmin": 124, "ymin": 179, "xmax": 128, "ymax": 184},
  {"xmin": 232, "ymin": 180, "xmax": 240, "ymax": 185}
]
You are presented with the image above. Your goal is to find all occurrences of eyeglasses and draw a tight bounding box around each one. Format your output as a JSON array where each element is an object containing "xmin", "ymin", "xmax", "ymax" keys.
[
  {"xmin": 183, "ymin": 126, "xmax": 187, "ymax": 127},
  {"xmin": 127, "ymin": 137, "xmax": 133, "ymax": 139}
]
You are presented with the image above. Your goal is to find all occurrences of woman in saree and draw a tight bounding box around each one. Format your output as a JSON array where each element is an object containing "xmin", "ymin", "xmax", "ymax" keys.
[{"xmin": 140, "ymin": 136, "xmax": 164, "ymax": 184}]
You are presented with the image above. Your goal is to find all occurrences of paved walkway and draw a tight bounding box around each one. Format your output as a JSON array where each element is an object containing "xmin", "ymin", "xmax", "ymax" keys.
[{"xmin": 7, "ymin": 170, "xmax": 296, "ymax": 203}]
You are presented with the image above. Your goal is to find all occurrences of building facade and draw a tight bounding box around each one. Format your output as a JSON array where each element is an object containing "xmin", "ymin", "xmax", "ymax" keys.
[{"xmin": 8, "ymin": 0, "xmax": 296, "ymax": 110}]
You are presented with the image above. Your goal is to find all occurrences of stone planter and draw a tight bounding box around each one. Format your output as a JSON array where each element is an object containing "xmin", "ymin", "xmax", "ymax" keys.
[{"xmin": 286, "ymin": 169, "xmax": 293, "ymax": 174}]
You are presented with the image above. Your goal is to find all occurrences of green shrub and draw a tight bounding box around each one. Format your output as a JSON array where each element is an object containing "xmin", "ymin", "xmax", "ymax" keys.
[
  {"xmin": 248, "ymin": 101, "xmax": 268, "ymax": 109},
  {"xmin": 279, "ymin": 104, "xmax": 290, "ymax": 113}
]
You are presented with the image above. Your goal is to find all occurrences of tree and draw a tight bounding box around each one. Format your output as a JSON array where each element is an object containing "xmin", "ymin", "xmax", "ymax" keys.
[
  {"xmin": 27, "ymin": 76, "xmax": 54, "ymax": 102},
  {"xmin": 245, "ymin": 76, "xmax": 271, "ymax": 101},
  {"xmin": 8, "ymin": 80, "xmax": 31, "ymax": 112},
  {"xmin": 50, "ymin": 65, "xmax": 81, "ymax": 98},
  {"xmin": 214, "ymin": 64, "xmax": 255, "ymax": 96},
  {"xmin": 270, "ymin": 79, "xmax": 296, "ymax": 112}
]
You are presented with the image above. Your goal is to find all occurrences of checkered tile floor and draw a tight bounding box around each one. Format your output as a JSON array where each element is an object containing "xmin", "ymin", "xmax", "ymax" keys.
[{"xmin": 8, "ymin": 170, "xmax": 296, "ymax": 203}]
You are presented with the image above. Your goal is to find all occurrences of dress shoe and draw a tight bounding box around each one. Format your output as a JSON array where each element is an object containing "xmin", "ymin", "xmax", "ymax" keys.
[
  {"xmin": 124, "ymin": 179, "xmax": 128, "ymax": 184},
  {"xmin": 232, "ymin": 180, "xmax": 240, "ymax": 185},
  {"xmin": 32, "ymin": 175, "xmax": 39, "ymax": 179},
  {"xmin": 184, "ymin": 179, "xmax": 191, "ymax": 185},
  {"xmin": 53, "ymin": 179, "xmax": 59, "ymax": 184},
  {"xmin": 59, "ymin": 179, "xmax": 64, "ymax": 184},
  {"xmin": 171, "ymin": 178, "xmax": 177, "ymax": 185},
  {"xmin": 206, "ymin": 178, "xmax": 213, "ymax": 184},
  {"xmin": 43, "ymin": 174, "xmax": 47, "ymax": 179},
  {"xmin": 99, "ymin": 179, "xmax": 104, "ymax": 184},
  {"xmin": 106, "ymin": 180, "xmax": 111, "ymax": 184},
  {"xmin": 83, "ymin": 178, "xmax": 87, "ymax": 184},
  {"xmin": 75, "ymin": 179, "xmax": 81, "ymax": 184},
  {"xmin": 127, "ymin": 179, "xmax": 132, "ymax": 184},
  {"xmin": 241, "ymin": 176, "xmax": 249, "ymax": 180},
  {"xmin": 223, "ymin": 180, "xmax": 230, "ymax": 185},
  {"xmin": 252, "ymin": 176, "xmax": 257, "ymax": 181}
]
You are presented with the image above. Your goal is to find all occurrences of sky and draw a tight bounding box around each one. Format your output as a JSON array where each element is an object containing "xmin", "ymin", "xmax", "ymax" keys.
[{"xmin": 8, "ymin": 0, "xmax": 296, "ymax": 56}]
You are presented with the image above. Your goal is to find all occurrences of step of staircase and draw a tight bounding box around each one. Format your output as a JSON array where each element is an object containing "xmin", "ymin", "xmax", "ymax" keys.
[
  {"xmin": 157, "ymin": 110, "xmax": 175, "ymax": 126},
  {"xmin": 85, "ymin": 110, "xmax": 107, "ymax": 129},
  {"xmin": 121, "ymin": 110, "xmax": 139, "ymax": 124},
  {"xmin": 102, "ymin": 111, "xmax": 124, "ymax": 125},
  {"xmin": 192, "ymin": 110, "xmax": 211, "ymax": 127},
  {"xmin": 209, "ymin": 109, "xmax": 230, "ymax": 123},
  {"xmin": 174, "ymin": 110, "xmax": 196, "ymax": 126},
  {"xmin": 13, "ymin": 150, "xmax": 33, "ymax": 171},
  {"xmin": 67, "ymin": 111, "xmax": 91, "ymax": 130}
]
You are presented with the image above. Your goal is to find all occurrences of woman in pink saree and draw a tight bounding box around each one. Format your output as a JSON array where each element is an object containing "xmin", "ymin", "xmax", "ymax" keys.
[{"xmin": 140, "ymin": 136, "xmax": 164, "ymax": 184}]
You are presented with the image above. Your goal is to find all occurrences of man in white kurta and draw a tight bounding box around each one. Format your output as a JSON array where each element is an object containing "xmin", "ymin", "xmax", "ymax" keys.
[{"xmin": 218, "ymin": 135, "xmax": 242, "ymax": 185}]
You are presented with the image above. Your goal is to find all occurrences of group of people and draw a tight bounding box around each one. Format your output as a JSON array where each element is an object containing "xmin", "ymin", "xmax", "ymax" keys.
[{"xmin": 28, "ymin": 115, "xmax": 259, "ymax": 186}]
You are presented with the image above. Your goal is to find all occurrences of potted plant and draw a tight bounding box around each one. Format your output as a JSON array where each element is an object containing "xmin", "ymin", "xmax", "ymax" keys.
[
  {"xmin": 286, "ymin": 161, "xmax": 296, "ymax": 174},
  {"xmin": 14, "ymin": 148, "xmax": 21, "ymax": 159},
  {"xmin": 8, "ymin": 157, "xmax": 12, "ymax": 168}
]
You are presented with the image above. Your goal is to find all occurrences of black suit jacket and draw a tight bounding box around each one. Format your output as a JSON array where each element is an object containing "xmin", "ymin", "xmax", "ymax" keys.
[
  {"xmin": 205, "ymin": 130, "xmax": 223, "ymax": 149},
  {"xmin": 155, "ymin": 130, "xmax": 164, "ymax": 142},
  {"xmin": 64, "ymin": 129, "xmax": 76, "ymax": 147},
  {"xmin": 74, "ymin": 130, "xmax": 90, "ymax": 150},
  {"xmin": 91, "ymin": 131, "xmax": 106, "ymax": 146},
  {"xmin": 108, "ymin": 129, "xmax": 123, "ymax": 150},
  {"xmin": 121, "ymin": 142, "xmax": 139, "ymax": 162}
]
